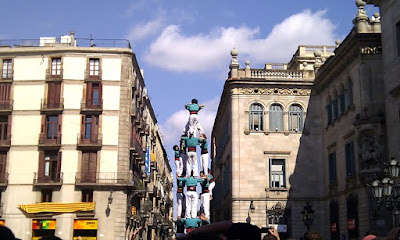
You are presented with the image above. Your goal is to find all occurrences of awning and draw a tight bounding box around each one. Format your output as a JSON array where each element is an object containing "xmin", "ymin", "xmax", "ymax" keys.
[{"xmin": 19, "ymin": 202, "xmax": 95, "ymax": 214}]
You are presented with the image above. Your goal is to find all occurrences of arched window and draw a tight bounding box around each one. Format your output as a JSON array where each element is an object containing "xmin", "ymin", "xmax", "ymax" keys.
[
  {"xmin": 249, "ymin": 103, "xmax": 264, "ymax": 131},
  {"xmin": 339, "ymin": 84, "xmax": 346, "ymax": 115},
  {"xmin": 332, "ymin": 90, "xmax": 339, "ymax": 120},
  {"xmin": 326, "ymin": 96, "xmax": 332, "ymax": 125},
  {"xmin": 269, "ymin": 104, "xmax": 283, "ymax": 131},
  {"xmin": 346, "ymin": 78, "xmax": 353, "ymax": 109},
  {"xmin": 289, "ymin": 104, "xmax": 303, "ymax": 132}
]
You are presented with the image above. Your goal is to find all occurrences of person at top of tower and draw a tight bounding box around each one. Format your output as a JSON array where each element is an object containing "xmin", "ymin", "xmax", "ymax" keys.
[{"xmin": 184, "ymin": 99, "xmax": 204, "ymax": 137}]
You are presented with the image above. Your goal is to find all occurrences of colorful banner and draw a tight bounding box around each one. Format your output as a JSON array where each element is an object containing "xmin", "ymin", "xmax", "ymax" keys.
[
  {"xmin": 0, "ymin": 220, "xmax": 5, "ymax": 226},
  {"xmin": 151, "ymin": 152, "xmax": 156, "ymax": 162},
  {"xmin": 19, "ymin": 202, "xmax": 95, "ymax": 214},
  {"xmin": 73, "ymin": 219, "xmax": 98, "ymax": 230},
  {"xmin": 32, "ymin": 219, "xmax": 56, "ymax": 230},
  {"xmin": 145, "ymin": 146, "xmax": 150, "ymax": 175}
]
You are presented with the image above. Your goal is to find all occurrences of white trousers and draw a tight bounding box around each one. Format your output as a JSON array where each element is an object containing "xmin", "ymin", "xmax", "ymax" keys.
[
  {"xmin": 175, "ymin": 158, "xmax": 183, "ymax": 177},
  {"xmin": 200, "ymin": 192, "xmax": 210, "ymax": 219},
  {"xmin": 176, "ymin": 192, "xmax": 186, "ymax": 218},
  {"xmin": 185, "ymin": 190, "xmax": 198, "ymax": 218},
  {"xmin": 184, "ymin": 115, "xmax": 204, "ymax": 137},
  {"xmin": 209, "ymin": 181, "xmax": 215, "ymax": 196},
  {"xmin": 186, "ymin": 151, "xmax": 199, "ymax": 177},
  {"xmin": 200, "ymin": 153, "xmax": 209, "ymax": 174}
]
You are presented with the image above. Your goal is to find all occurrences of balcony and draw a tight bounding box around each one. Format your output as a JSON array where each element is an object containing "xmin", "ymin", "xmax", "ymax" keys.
[
  {"xmin": 0, "ymin": 99, "xmax": 13, "ymax": 113},
  {"xmin": 41, "ymin": 98, "xmax": 64, "ymax": 113},
  {"xmin": 130, "ymin": 102, "xmax": 138, "ymax": 118},
  {"xmin": 81, "ymin": 100, "xmax": 103, "ymax": 113},
  {"xmin": 38, "ymin": 132, "xmax": 61, "ymax": 149},
  {"xmin": 75, "ymin": 172, "xmax": 132, "ymax": 186},
  {"xmin": 45, "ymin": 69, "xmax": 63, "ymax": 81},
  {"xmin": 33, "ymin": 172, "xmax": 63, "ymax": 187},
  {"xmin": 0, "ymin": 135, "xmax": 11, "ymax": 150},
  {"xmin": 77, "ymin": 133, "xmax": 102, "ymax": 150},
  {"xmin": 0, "ymin": 172, "xmax": 8, "ymax": 187},
  {"xmin": 84, "ymin": 70, "xmax": 102, "ymax": 82},
  {"xmin": 0, "ymin": 70, "xmax": 13, "ymax": 82}
]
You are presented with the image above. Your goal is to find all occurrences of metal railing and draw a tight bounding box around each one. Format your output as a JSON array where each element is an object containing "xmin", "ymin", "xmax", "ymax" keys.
[
  {"xmin": 77, "ymin": 133, "xmax": 102, "ymax": 146},
  {"xmin": 38, "ymin": 132, "xmax": 62, "ymax": 145},
  {"xmin": 0, "ymin": 99, "xmax": 13, "ymax": 111},
  {"xmin": 75, "ymin": 172, "xmax": 132, "ymax": 185},
  {"xmin": 81, "ymin": 99, "xmax": 103, "ymax": 112},
  {"xmin": 0, "ymin": 172, "xmax": 8, "ymax": 184},
  {"xmin": 0, "ymin": 38, "xmax": 131, "ymax": 48},
  {"xmin": 33, "ymin": 172, "xmax": 63, "ymax": 184},
  {"xmin": 41, "ymin": 98, "xmax": 64, "ymax": 111},
  {"xmin": 0, "ymin": 135, "xmax": 11, "ymax": 146}
]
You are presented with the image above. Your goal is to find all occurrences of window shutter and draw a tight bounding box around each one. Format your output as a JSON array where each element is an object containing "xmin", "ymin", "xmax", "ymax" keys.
[
  {"xmin": 58, "ymin": 114, "xmax": 62, "ymax": 135},
  {"xmin": 81, "ymin": 115, "xmax": 85, "ymax": 140},
  {"xmin": 91, "ymin": 115, "xmax": 97, "ymax": 141},
  {"xmin": 7, "ymin": 114, "xmax": 12, "ymax": 137},
  {"xmin": 269, "ymin": 159, "xmax": 272, "ymax": 188},
  {"xmin": 86, "ymin": 83, "xmax": 92, "ymax": 104},
  {"xmin": 54, "ymin": 83, "xmax": 61, "ymax": 104},
  {"xmin": 99, "ymin": 82, "xmax": 103, "ymax": 105},
  {"xmin": 41, "ymin": 115, "xmax": 45, "ymax": 134},
  {"xmin": 38, "ymin": 151, "xmax": 45, "ymax": 178},
  {"xmin": 81, "ymin": 152, "xmax": 89, "ymax": 174},
  {"xmin": 0, "ymin": 153, "xmax": 6, "ymax": 177},
  {"xmin": 57, "ymin": 151, "xmax": 62, "ymax": 181}
]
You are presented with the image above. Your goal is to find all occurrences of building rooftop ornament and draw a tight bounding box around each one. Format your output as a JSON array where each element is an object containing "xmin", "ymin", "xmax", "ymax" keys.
[{"xmin": 230, "ymin": 48, "xmax": 239, "ymax": 66}]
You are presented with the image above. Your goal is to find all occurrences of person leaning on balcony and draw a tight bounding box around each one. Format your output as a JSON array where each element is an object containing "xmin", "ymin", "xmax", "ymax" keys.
[{"xmin": 178, "ymin": 170, "xmax": 205, "ymax": 218}]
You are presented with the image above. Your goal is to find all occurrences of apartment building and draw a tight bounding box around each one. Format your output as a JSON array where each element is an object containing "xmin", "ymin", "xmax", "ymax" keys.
[{"xmin": 0, "ymin": 33, "xmax": 172, "ymax": 240}]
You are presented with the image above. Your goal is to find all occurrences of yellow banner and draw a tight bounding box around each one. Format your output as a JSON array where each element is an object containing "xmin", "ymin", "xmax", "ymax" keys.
[
  {"xmin": 0, "ymin": 220, "xmax": 4, "ymax": 226},
  {"xmin": 19, "ymin": 202, "xmax": 95, "ymax": 214},
  {"xmin": 73, "ymin": 219, "xmax": 98, "ymax": 230},
  {"xmin": 151, "ymin": 152, "xmax": 156, "ymax": 162}
]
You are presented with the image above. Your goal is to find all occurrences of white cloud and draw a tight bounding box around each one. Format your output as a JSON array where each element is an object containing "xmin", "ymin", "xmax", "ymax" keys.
[
  {"xmin": 126, "ymin": 17, "xmax": 165, "ymax": 43},
  {"xmin": 145, "ymin": 9, "xmax": 337, "ymax": 72}
]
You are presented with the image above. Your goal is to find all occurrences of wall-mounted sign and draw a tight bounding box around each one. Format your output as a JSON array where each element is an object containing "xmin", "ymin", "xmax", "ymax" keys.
[
  {"xmin": 32, "ymin": 219, "xmax": 56, "ymax": 230},
  {"xmin": 73, "ymin": 220, "xmax": 98, "ymax": 230}
]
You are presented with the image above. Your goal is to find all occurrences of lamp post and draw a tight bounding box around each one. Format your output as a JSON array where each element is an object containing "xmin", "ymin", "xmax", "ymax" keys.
[
  {"xmin": 368, "ymin": 156, "xmax": 400, "ymax": 226},
  {"xmin": 301, "ymin": 202, "xmax": 314, "ymax": 231}
]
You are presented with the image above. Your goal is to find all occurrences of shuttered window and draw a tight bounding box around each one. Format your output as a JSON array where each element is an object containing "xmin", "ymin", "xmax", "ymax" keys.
[
  {"xmin": 346, "ymin": 80, "xmax": 353, "ymax": 109},
  {"xmin": 289, "ymin": 104, "xmax": 303, "ymax": 132},
  {"xmin": 249, "ymin": 103, "xmax": 264, "ymax": 131},
  {"xmin": 329, "ymin": 152, "xmax": 337, "ymax": 184},
  {"xmin": 81, "ymin": 152, "xmax": 97, "ymax": 183},
  {"xmin": 345, "ymin": 141, "xmax": 355, "ymax": 177},
  {"xmin": 270, "ymin": 159, "xmax": 285, "ymax": 188},
  {"xmin": 269, "ymin": 104, "xmax": 283, "ymax": 131}
]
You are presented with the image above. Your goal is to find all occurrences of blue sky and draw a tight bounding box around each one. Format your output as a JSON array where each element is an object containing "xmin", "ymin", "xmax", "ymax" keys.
[{"xmin": 1, "ymin": 0, "xmax": 378, "ymax": 166}]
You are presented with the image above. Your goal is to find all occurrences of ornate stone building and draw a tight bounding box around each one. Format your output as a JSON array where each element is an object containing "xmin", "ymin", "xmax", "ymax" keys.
[
  {"xmin": 211, "ymin": 1, "xmax": 394, "ymax": 239},
  {"xmin": 0, "ymin": 33, "xmax": 172, "ymax": 240}
]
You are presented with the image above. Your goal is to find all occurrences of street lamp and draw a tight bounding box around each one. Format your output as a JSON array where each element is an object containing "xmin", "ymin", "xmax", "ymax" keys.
[{"xmin": 301, "ymin": 202, "xmax": 314, "ymax": 231}]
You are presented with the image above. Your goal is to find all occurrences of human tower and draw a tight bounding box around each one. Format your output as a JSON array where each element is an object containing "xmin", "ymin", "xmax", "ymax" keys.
[{"xmin": 174, "ymin": 99, "xmax": 215, "ymax": 233}]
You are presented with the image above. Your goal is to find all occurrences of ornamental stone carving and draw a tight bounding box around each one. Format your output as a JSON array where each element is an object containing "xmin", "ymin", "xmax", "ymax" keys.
[{"xmin": 239, "ymin": 88, "xmax": 311, "ymax": 96}]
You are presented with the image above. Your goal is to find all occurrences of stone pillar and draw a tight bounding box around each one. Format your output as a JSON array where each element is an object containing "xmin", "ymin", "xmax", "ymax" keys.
[
  {"xmin": 245, "ymin": 60, "xmax": 251, "ymax": 78},
  {"xmin": 229, "ymin": 48, "xmax": 240, "ymax": 79}
]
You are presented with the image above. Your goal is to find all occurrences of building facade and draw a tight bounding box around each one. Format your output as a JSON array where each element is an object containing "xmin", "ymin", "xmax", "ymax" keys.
[
  {"xmin": 211, "ymin": 1, "xmax": 394, "ymax": 239},
  {"xmin": 0, "ymin": 33, "xmax": 172, "ymax": 240}
]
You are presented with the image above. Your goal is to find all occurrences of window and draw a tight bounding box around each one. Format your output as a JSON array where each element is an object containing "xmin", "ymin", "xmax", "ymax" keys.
[
  {"xmin": 345, "ymin": 141, "xmax": 355, "ymax": 177},
  {"xmin": 288, "ymin": 104, "xmax": 303, "ymax": 132},
  {"xmin": 346, "ymin": 79, "xmax": 353, "ymax": 109},
  {"xmin": 2, "ymin": 59, "xmax": 12, "ymax": 79},
  {"xmin": 396, "ymin": 21, "xmax": 400, "ymax": 56},
  {"xmin": 86, "ymin": 82, "xmax": 102, "ymax": 107},
  {"xmin": 339, "ymin": 85, "xmax": 346, "ymax": 115},
  {"xmin": 269, "ymin": 104, "xmax": 283, "ymax": 131},
  {"xmin": 45, "ymin": 115, "xmax": 59, "ymax": 140},
  {"xmin": 81, "ymin": 152, "xmax": 97, "ymax": 183},
  {"xmin": 51, "ymin": 58, "xmax": 61, "ymax": 77},
  {"xmin": 39, "ymin": 151, "xmax": 61, "ymax": 183},
  {"xmin": 82, "ymin": 189, "xmax": 94, "ymax": 202},
  {"xmin": 347, "ymin": 195, "xmax": 359, "ymax": 239},
  {"xmin": 270, "ymin": 159, "xmax": 285, "ymax": 188},
  {"xmin": 47, "ymin": 82, "xmax": 61, "ymax": 108},
  {"xmin": 249, "ymin": 103, "xmax": 264, "ymax": 131},
  {"xmin": 329, "ymin": 152, "xmax": 337, "ymax": 184},
  {"xmin": 82, "ymin": 115, "xmax": 99, "ymax": 140},
  {"xmin": 0, "ymin": 117, "xmax": 8, "ymax": 142},
  {"xmin": 89, "ymin": 58, "xmax": 100, "ymax": 78},
  {"xmin": 41, "ymin": 190, "xmax": 52, "ymax": 202},
  {"xmin": 0, "ymin": 84, "xmax": 11, "ymax": 109},
  {"xmin": 330, "ymin": 200, "xmax": 340, "ymax": 240}
]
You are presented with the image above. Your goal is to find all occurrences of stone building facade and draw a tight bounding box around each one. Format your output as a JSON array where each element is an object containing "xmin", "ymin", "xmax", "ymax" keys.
[
  {"xmin": 211, "ymin": 1, "xmax": 395, "ymax": 239},
  {"xmin": 0, "ymin": 33, "xmax": 172, "ymax": 240}
]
